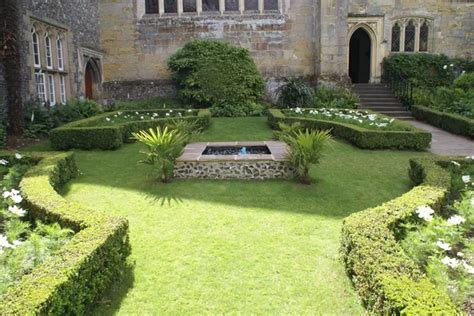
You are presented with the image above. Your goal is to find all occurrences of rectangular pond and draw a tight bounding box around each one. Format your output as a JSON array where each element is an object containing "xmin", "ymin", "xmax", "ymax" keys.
[{"xmin": 174, "ymin": 141, "xmax": 295, "ymax": 180}]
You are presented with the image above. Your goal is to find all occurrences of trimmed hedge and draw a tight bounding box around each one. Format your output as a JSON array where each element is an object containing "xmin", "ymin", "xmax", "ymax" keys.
[
  {"xmin": 0, "ymin": 152, "xmax": 130, "ymax": 314},
  {"xmin": 268, "ymin": 109, "xmax": 431, "ymax": 150},
  {"xmin": 341, "ymin": 158, "xmax": 459, "ymax": 314},
  {"xmin": 412, "ymin": 104, "xmax": 474, "ymax": 139},
  {"xmin": 50, "ymin": 109, "xmax": 212, "ymax": 150}
]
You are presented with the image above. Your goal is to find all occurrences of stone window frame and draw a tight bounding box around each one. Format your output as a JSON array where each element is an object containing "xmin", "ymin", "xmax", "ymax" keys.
[
  {"xmin": 30, "ymin": 19, "xmax": 70, "ymax": 107},
  {"xmin": 31, "ymin": 27, "xmax": 41, "ymax": 68},
  {"xmin": 139, "ymin": 0, "xmax": 287, "ymax": 18},
  {"xmin": 390, "ymin": 17, "xmax": 434, "ymax": 53},
  {"xmin": 56, "ymin": 36, "xmax": 64, "ymax": 71}
]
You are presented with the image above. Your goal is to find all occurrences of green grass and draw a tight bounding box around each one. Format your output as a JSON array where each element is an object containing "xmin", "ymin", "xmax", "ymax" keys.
[{"xmin": 61, "ymin": 117, "xmax": 432, "ymax": 314}]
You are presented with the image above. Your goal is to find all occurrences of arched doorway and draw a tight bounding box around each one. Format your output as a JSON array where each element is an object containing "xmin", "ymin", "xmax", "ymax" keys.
[
  {"xmin": 349, "ymin": 28, "xmax": 371, "ymax": 83},
  {"xmin": 84, "ymin": 59, "xmax": 101, "ymax": 100}
]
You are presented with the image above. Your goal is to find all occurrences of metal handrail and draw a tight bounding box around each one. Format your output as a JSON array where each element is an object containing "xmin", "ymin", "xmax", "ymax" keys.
[{"xmin": 382, "ymin": 68, "xmax": 414, "ymax": 110}]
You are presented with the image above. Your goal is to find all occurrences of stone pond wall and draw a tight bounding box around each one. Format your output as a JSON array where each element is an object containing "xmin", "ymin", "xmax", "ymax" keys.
[{"xmin": 174, "ymin": 161, "xmax": 296, "ymax": 180}]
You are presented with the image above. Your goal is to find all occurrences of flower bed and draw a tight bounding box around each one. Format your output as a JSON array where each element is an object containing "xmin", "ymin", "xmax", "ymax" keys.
[
  {"xmin": 50, "ymin": 109, "xmax": 211, "ymax": 150},
  {"xmin": 0, "ymin": 154, "xmax": 73, "ymax": 296},
  {"xmin": 268, "ymin": 108, "xmax": 431, "ymax": 150},
  {"xmin": 0, "ymin": 152, "xmax": 130, "ymax": 314},
  {"xmin": 341, "ymin": 157, "xmax": 473, "ymax": 314},
  {"xmin": 401, "ymin": 160, "xmax": 473, "ymax": 312}
]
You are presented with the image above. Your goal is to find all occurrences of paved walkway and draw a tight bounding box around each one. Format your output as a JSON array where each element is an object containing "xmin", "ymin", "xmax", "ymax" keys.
[{"xmin": 407, "ymin": 120, "xmax": 474, "ymax": 156}]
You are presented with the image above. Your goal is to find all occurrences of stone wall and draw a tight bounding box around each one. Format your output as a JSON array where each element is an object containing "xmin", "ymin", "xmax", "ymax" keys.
[
  {"xmin": 0, "ymin": 62, "xmax": 6, "ymax": 121},
  {"xmin": 174, "ymin": 161, "xmax": 296, "ymax": 180},
  {"xmin": 99, "ymin": 0, "xmax": 317, "ymax": 100}
]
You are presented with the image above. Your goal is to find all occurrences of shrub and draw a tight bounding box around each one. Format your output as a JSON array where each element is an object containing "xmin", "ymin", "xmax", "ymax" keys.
[
  {"xmin": 383, "ymin": 53, "xmax": 474, "ymax": 88},
  {"xmin": 454, "ymin": 72, "xmax": 474, "ymax": 91},
  {"xmin": 340, "ymin": 158, "xmax": 457, "ymax": 314},
  {"xmin": 0, "ymin": 124, "xmax": 6, "ymax": 149},
  {"xmin": 276, "ymin": 79, "xmax": 314, "ymax": 108},
  {"xmin": 116, "ymin": 96, "xmax": 186, "ymax": 110},
  {"xmin": 411, "ymin": 105, "xmax": 474, "ymax": 139},
  {"xmin": 23, "ymin": 100, "xmax": 55, "ymax": 138},
  {"xmin": 281, "ymin": 129, "xmax": 332, "ymax": 184},
  {"xmin": 268, "ymin": 109, "xmax": 431, "ymax": 150},
  {"xmin": 132, "ymin": 127, "xmax": 186, "ymax": 183},
  {"xmin": 313, "ymin": 86, "xmax": 359, "ymax": 109},
  {"xmin": 50, "ymin": 109, "xmax": 211, "ymax": 150},
  {"xmin": 168, "ymin": 40, "xmax": 265, "ymax": 116},
  {"xmin": 51, "ymin": 99, "xmax": 102, "ymax": 126},
  {"xmin": 0, "ymin": 152, "xmax": 130, "ymax": 314}
]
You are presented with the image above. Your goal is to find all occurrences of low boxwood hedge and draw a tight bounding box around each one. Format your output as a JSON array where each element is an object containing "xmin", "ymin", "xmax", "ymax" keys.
[
  {"xmin": 50, "ymin": 109, "xmax": 212, "ymax": 150},
  {"xmin": 340, "ymin": 157, "xmax": 461, "ymax": 314},
  {"xmin": 0, "ymin": 152, "xmax": 130, "ymax": 314},
  {"xmin": 411, "ymin": 104, "xmax": 474, "ymax": 139},
  {"xmin": 268, "ymin": 109, "xmax": 431, "ymax": 150}
]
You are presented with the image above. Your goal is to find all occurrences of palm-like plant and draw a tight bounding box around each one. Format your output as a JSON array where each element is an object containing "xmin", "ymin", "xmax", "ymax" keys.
[
  {"xmin": 132, "ymin": 127, "xmax": 187, "ymax": 183},
  {"xmin": 282, "ymin": 129, "xmax": 332, "ymax": 184},
  {"xmin": 276, "ymin": 79, "xmax": 314, "ymax": 108}
]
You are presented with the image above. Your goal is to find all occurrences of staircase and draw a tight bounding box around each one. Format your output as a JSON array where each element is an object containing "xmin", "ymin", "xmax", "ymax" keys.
[{"xmin": 353, "ymin": 84, "xmax": 413, "ymax": 120}]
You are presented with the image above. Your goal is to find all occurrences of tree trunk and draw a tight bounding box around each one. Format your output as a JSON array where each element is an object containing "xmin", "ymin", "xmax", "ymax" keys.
[{"xmin": 2, "ymin": 0, "xmax": 24, "ymax": 135}]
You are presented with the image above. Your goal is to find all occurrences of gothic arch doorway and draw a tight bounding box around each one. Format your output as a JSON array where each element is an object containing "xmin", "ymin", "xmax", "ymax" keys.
[
  {"xmin": 84, "ymin": 58, "xmax": 101, "ymax": 100},
  {"xmin": 349, "ymin": 28, "xmax": 371, "ymax": 83}
]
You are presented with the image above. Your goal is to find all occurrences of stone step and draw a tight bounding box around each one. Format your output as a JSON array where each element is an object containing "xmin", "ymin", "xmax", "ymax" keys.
[
  {"xmin": 379, "ymin": 110, "xmax": 413, "ymax": 116},
  {"xmin": 360, "ymin": 96, "xmax": 399, "ymax": 101},
  {"xmin": 360, "ymin": 106, "xmax": 408, "ymax": 111},
  {"xmin": 361, "ymin": 101, "xmax": 405, "ymax": 107}
]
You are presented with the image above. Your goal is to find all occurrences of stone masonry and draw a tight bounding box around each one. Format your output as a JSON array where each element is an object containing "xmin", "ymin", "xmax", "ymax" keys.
[{"xmin": 99, "ymin": 0, "xmax": 473, "ymax": 100}]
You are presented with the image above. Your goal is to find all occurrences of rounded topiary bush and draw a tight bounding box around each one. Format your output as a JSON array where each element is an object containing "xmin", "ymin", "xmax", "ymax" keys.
[{"xmin": 168, "ymin": 40, "xmax": 265, "ymax": 117}]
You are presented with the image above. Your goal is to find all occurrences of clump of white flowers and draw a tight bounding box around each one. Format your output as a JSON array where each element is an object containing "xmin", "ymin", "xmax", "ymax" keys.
[
  {"xmin": 437, "ymin": 240, "xmax": 452, "ymax": 251},
  {"xmin": 415, "ymin": 205, "xmax": 435, "ymax": 221},
  {"xmin": 447, "ymin": 215, "xmax": 466, "ymax": 226}
]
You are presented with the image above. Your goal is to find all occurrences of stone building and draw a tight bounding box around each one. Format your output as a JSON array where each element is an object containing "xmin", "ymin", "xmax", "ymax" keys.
[
  {"xmin": 0, "ymin": 0, "xmax": 473, "ymax": 127},
  {"xmin": 100, "ymin": 0, "xmax": 474, "ymax": 100},
  {"xmin": 0, "ymin": 0, "xmax": 104, "ymax": 131}
]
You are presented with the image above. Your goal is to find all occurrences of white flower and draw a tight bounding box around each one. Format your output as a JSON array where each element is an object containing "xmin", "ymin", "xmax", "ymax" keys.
[
  {"xmin": 135, "ymin": 112, "xmax": 139, "ymax": 115},
  {"xmin": 140, "ymin": 116, "xmax": 144, "ymax": 120},
  {"xmin": 451, "ymin": 161, "xmax": 461, "ymax": 167},
  {"xmin": 463, "ymin": 262, "xmax": 474, "ymax": 274},
  {"xmin": 441, "ymin": 256, "xmax": 459, "ymax": 268},
  {"xmin": 169, "ymin": 110, "xmax": 173, "ymax": 113},
  {"xmin": 188, "ymin": 109, "xmax": 193, "ymax": 112},
  {"xmin": 466, "ymin": 155, "xmax": 474, "ymax": 160},
  {"xmin": 462, "ymin": 175, "xmax": 471, "ymax": 184},
  {"xmin": 447, "ymin": 215, "xmax": 466, "ymax": 226},
  {"xmin": 457, "ymin": 252, "xmax": 464, "ymax": 257},
  {"xmin": 443, "ymin": 65, "xmax": 448, "ymax": 70},
  {"xmin": 436, "ymin": 240, "xmax": 452, "ymax": 251},
  {"xmin": 105, "ymin": 117, "xmax": 111, "ymax": 122},
  {"xmin": 165, "ymin": 113, "xmax": 170, "ymax": 117},
  {"xmin": 450, "ymin": 64, "xmax": 454, "ymax": 67},
  {"xmin": 0, "ymin": 159, "xmax": 8, "ymax": 166},
  {"xmin": 462, "ymin": 70, "xmax": 466, "ymax": 74},
  {"xmin": 415, "ymin": 205, "xmax": 435, "ymax": 221},
  {"xmin": 0, "ymin": 235, "xmax": 13, "ymax": 249},
  {"xmin": 368, "ymin": 114, "xmax": 377, "ymax": 121},
  {"xmin": 10, "ymin": 194, "xmax": 23, "ymax": 204},
  {"xmin": 15, "ymin": 153, "xmax": 23, "ymax": 160},
  {"xmin": 8, "ymin": 205, "xmax": 26, "ymax": 217}
]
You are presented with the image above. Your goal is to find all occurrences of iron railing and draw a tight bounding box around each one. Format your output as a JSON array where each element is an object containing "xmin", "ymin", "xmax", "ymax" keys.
[{"xmin": 382, "ymin": 68, "xmax": 414, "ymax": 110}]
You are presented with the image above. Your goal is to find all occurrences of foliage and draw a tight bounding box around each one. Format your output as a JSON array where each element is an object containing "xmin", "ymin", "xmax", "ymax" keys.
[
  {"xmin": 0, "ymin": 156, "xmax": 72, "ymax": 296},
  {"xmin": 0, "ymin": 152, "xmax": 130, "ymax": 315},
  {"xmin": 50, "ymin": 109, "xmax": 211, "ymax": 150},
  {"xmin": 268, "ymin": 109, "xmax": 431, "ymax": 150},
  {"xmin": 413, "ymin": 87, "xmax": 474, "ymax": 119},
  {"xmin": 411, "ymin": 105, "xmax": 474, "ymax": 139},
  {"xmin": 273, "ymin": 122, "xmax": 303, "ymax": 140},
  {"xmin": 132, "ymin": 127, "xmax": 187, "ymax": 183},
  {"xmin": 23, "ymin": 99, "xmax": 102, "ymax": 138},
  {"xmin": 0, "ymin": 125, "xmax": 6, "ymax": 149},
  {"xmin": 313, "ymin": 86, "xmax": 359, "ymax": 109},
  {"xmin": 276, "ymin": 79, "xmax": 314, "ymax": 108},
  {"xmin": 281, "ymin": 129, "xmax": 332, "ymax": 184},
  {"xmin": 401, "ymin": 162, "xmax": 473, "ymax": 307},
  {"xmin": 340, "ymin": 158, "xmax": 457, "ymax": 314},
  {"xmin": 454, "ymin": 72, "xmax": 474, "ymax": 91},
  {"xmin": 168, "ymin": 119, "xmax": 203, "ymax": 143},
  {"xmin": 383, "ymin": 53, "xmax": 474, "ymax": 88},
  {"xmin": 116, "ymin": 96, "xmax": 187, "ymax": 111},
  {"xmin": 168, "ymin": 40, "xmax": 265, "ymax": 117}
]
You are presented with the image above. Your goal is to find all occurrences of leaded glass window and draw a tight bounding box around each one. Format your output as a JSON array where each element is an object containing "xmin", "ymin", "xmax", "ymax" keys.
[
  {"xmin": 245, "ymin": 0, "xmax": 258, "ymax": 10},
  {"xmin": 419, "ymin": 22, "xmax": 429, "ymax": 52},
  {"xmin": 225, "ymin": 0, "xmax": 239, "ymax": 11},
  {"xmin": 164, "ymin": 0, "xmax": 177, "ymax": 13},
  {"xmin": 264, "ymin": 0, "xmax": 278, "ymax": 10},
  {"xmin": 404, "ymin": 21, "xmax": 415, "ymax": 52},
  {"xmin": 183, "ymin": 0, "xmax": 196, "ymax": 12},
  {"xmin": 391, "ymin": 23, "xmax": 401, "ymax": 52},
  {"xmin": 203, "ymin": 0, "xmax": 219, "ymax": 11},
  {"xmin": 145, "ymin": 0, "xmax": 159, "ymax": 13}
]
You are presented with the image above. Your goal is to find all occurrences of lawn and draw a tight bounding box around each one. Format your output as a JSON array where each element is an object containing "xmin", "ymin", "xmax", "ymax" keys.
[{"xmin": 60, "ymin": 117, "xmax": 432, "ymax": 314}]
